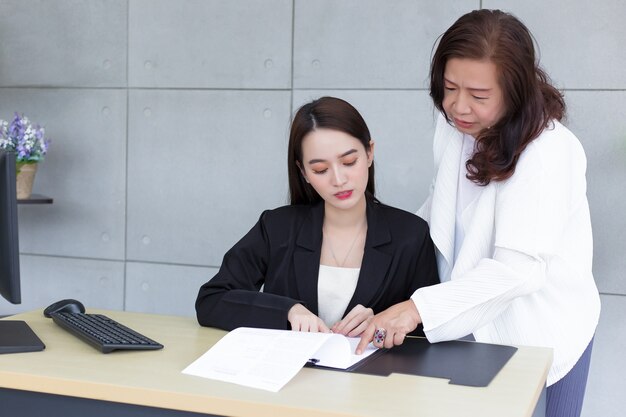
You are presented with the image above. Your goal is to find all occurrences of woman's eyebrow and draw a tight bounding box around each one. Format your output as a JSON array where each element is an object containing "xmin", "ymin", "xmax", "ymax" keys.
[
  {"xmin": 308, "ymin": 149, "xmax": 358, "ymax": 164},
  {"xmin": 444, "ymin": 78, "xmax": 492, "ymax": 92},
  {"xmin": 468, "ymin": 87, "xmax": 492, "ymax": 93}
]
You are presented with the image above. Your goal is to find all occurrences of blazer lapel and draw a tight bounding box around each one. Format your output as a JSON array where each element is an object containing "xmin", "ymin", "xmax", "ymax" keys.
[
  {"xmin": 293, "ymin": 202, "xmax": 324, "ymax": 314},
  {"xmin": 429, "ymin": 122, "xmax": 463, "ymax": 282},
  {"xmin": 346, "ymin": 200, "xmax": 392, "ymax": 312}
]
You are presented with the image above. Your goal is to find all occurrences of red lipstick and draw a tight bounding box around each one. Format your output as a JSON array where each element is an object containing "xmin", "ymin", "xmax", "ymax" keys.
[{"xmin": 334, "ymin": 190, "xmax": 353, "ymax": 200}]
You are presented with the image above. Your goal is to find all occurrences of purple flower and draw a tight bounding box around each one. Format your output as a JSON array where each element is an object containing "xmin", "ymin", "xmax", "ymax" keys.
[{"xmin": 0, "ymin": 113, "xmax": 51, "ymax": 163}]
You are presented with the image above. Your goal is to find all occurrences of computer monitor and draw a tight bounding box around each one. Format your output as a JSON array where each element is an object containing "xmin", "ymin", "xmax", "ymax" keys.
[
  {"xmin": 0, "ymin": 149, "xmax": 21, "ymax": 304},
  {"xmin": 0, "ymin": 150, "xmax": 45, "ymax": 353}
]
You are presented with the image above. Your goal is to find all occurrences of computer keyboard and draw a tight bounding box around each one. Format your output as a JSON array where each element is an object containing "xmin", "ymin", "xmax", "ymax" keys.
[{"xmin": 50, "ymin": 312, "xmax": 164, "ymax": 353}]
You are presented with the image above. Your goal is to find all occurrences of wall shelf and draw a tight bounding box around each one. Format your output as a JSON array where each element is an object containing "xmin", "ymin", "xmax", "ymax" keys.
[{"xmin": 17, "ymin": 194, "xmax": 53, "ymax": 204}]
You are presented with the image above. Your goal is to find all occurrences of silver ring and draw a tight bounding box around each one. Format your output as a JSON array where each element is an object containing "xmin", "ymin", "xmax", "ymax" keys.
[{"xmin": 373, "ymin": 328, "xmax": 387, "ymax": 344}]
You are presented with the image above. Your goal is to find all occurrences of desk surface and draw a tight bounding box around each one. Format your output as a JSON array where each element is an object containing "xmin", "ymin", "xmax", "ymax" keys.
[{"xmin": 0, "ymin": 309, "xmax": 552, "ymax": 417}]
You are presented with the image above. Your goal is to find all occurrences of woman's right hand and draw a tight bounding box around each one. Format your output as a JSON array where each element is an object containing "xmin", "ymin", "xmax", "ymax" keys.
[
  {"xmin": 288, "ymin": 304, "xmax": 331, "ymax": 333},
  {"xmin": 355, "ymin": 300, "xmax": 421, "ymax": 354}
]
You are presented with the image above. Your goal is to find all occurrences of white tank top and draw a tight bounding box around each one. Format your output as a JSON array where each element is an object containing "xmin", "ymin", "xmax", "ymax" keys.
[{"xmin": 317, "ymin": 265, "xmax": 360, "ymax": 327}]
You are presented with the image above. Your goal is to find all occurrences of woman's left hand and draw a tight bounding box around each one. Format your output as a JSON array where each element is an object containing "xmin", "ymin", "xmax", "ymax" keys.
[
  {"xmin": 355, "ymin": 300, "xmax": 422, "ymax": 354},
  {"xmin": 331, "ymin": 304, "xmax": 374, "ymax": 337}
]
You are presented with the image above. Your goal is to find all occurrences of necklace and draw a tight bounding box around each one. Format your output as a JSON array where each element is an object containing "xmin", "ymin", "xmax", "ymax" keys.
[{"xmin": 323, "ymin": 220, "xmax": 366, "ymax": 267}]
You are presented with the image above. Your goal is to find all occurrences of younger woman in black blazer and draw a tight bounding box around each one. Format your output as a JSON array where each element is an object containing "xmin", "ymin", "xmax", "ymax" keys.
[{"xmin": 196, "ymin": 97, "xmax": 438, "ymax": 336}]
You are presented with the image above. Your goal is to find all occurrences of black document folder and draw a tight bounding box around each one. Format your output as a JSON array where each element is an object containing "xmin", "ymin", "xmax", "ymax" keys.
[
  {"xmin": 310, "ymin": 337, "xmax": 517, "ymax": 387},
  {"xmin": 0, "ymin": 321, "xmax": 46, "ymax": 354}
]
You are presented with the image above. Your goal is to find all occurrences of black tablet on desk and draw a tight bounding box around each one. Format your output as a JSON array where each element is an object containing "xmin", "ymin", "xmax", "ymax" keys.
[{"xmin": 0, "ymin": 321, "xmax": 46, "ymax": 354}]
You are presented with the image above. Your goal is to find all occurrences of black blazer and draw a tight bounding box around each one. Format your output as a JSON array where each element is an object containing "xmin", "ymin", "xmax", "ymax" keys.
[{"xmin": 195, "ymin": 199, "xmax": 439, "ymax": 333}]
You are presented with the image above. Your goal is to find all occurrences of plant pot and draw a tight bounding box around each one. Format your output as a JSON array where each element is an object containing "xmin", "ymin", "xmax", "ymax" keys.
[{"xmin": 16, "ymin": 162, "xmax": 38, "ymax": 199}]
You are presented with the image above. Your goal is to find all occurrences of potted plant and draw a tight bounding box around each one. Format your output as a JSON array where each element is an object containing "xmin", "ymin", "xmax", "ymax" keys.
[{"xmin": 0, "ymin": 113, "xmax": 51, "ymax": 199}]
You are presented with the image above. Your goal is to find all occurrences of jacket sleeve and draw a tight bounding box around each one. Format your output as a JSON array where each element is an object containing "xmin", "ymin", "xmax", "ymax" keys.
[
  {"xmin": 406, "ymin": 221, "xmax": 440, "ymax": 337},
  {"xmin": 195, "ymin": 211, "xmax": 302, "ymax": 331},
  {"xmin": 411, "ymin": 248, "xmax": 546, "ymax": 341},
  {"xmin": 409, "ymin": 221, "xmax": 440, "ymax": 293}
]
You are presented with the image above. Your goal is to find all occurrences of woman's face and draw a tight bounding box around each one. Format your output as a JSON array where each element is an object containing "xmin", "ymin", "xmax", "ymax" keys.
[
  {"xmin": 442, "ymin": 58, "xmax": 505, "ymax": 137},
  {"xmin": 299, "ymin": 128, "xmax": 373, "ymax": 212}
]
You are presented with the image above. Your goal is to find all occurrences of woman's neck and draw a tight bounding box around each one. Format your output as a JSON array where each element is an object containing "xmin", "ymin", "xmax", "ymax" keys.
[
  {"xmin": 323, "ymin": 197, "xmax": 367, "ymax": 230},
  {"xmin": 321, "ymin": 197, "xmax": 368, "ymax": 268}
]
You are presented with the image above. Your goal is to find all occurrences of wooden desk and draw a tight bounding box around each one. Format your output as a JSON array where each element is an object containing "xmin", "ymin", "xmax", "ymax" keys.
[{"xmin": 0, "ymin": 309, "xmax": 551, "ymax": 417}]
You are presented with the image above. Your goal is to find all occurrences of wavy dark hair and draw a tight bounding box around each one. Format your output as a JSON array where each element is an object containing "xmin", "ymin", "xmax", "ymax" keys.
[
  {"xmin": 430, "ymin": 9, "xmax": 565, "ymax": 185},
  {"xmin": 288, "ymin": 97, "xmax": 376, "ymax": 205}
]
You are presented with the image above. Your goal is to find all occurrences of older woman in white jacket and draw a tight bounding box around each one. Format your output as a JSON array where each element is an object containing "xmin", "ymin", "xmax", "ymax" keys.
[{"xmin": 355, "ymin": 10, "xmax": 600, "ymax": 417}]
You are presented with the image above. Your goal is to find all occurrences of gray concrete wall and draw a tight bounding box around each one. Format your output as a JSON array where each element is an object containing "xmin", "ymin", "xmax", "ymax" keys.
[{"xmin": 0, "ymin": 1, "xmax": 623, "ymax": 415}]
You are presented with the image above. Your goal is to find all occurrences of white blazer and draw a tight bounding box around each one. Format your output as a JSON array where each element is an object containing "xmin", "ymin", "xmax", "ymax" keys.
[{"xmin": 413, "ymin": 115, "xmax": 601, "ymax": 386}]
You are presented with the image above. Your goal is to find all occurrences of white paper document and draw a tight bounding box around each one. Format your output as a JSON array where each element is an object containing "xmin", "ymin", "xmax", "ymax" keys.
[{"xmin": 182, "ymin": 327, "xmax": 378, "ymax": 392}]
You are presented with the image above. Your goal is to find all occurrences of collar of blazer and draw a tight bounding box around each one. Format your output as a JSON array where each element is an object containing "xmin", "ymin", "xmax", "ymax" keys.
[
  {"xmin": 293, "ymin": 197, "xmax": 393, "ymax": 315},
  {"xmin": 429, "ymin": 122, "xmax": 463, "ymax": 278}
]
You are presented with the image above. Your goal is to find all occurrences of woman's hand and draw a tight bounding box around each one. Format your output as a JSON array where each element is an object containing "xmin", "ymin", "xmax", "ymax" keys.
[
  {"xmin": 331, "ymin": 304, "xmax": 374, "ymax": 337},
  {"xmin": 355, "ymin": 300, "xmax": 422, "ymax": 354},
  {"xmin": 288, "ymin": 304, "xmax": 331, "ymax": 333}
]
